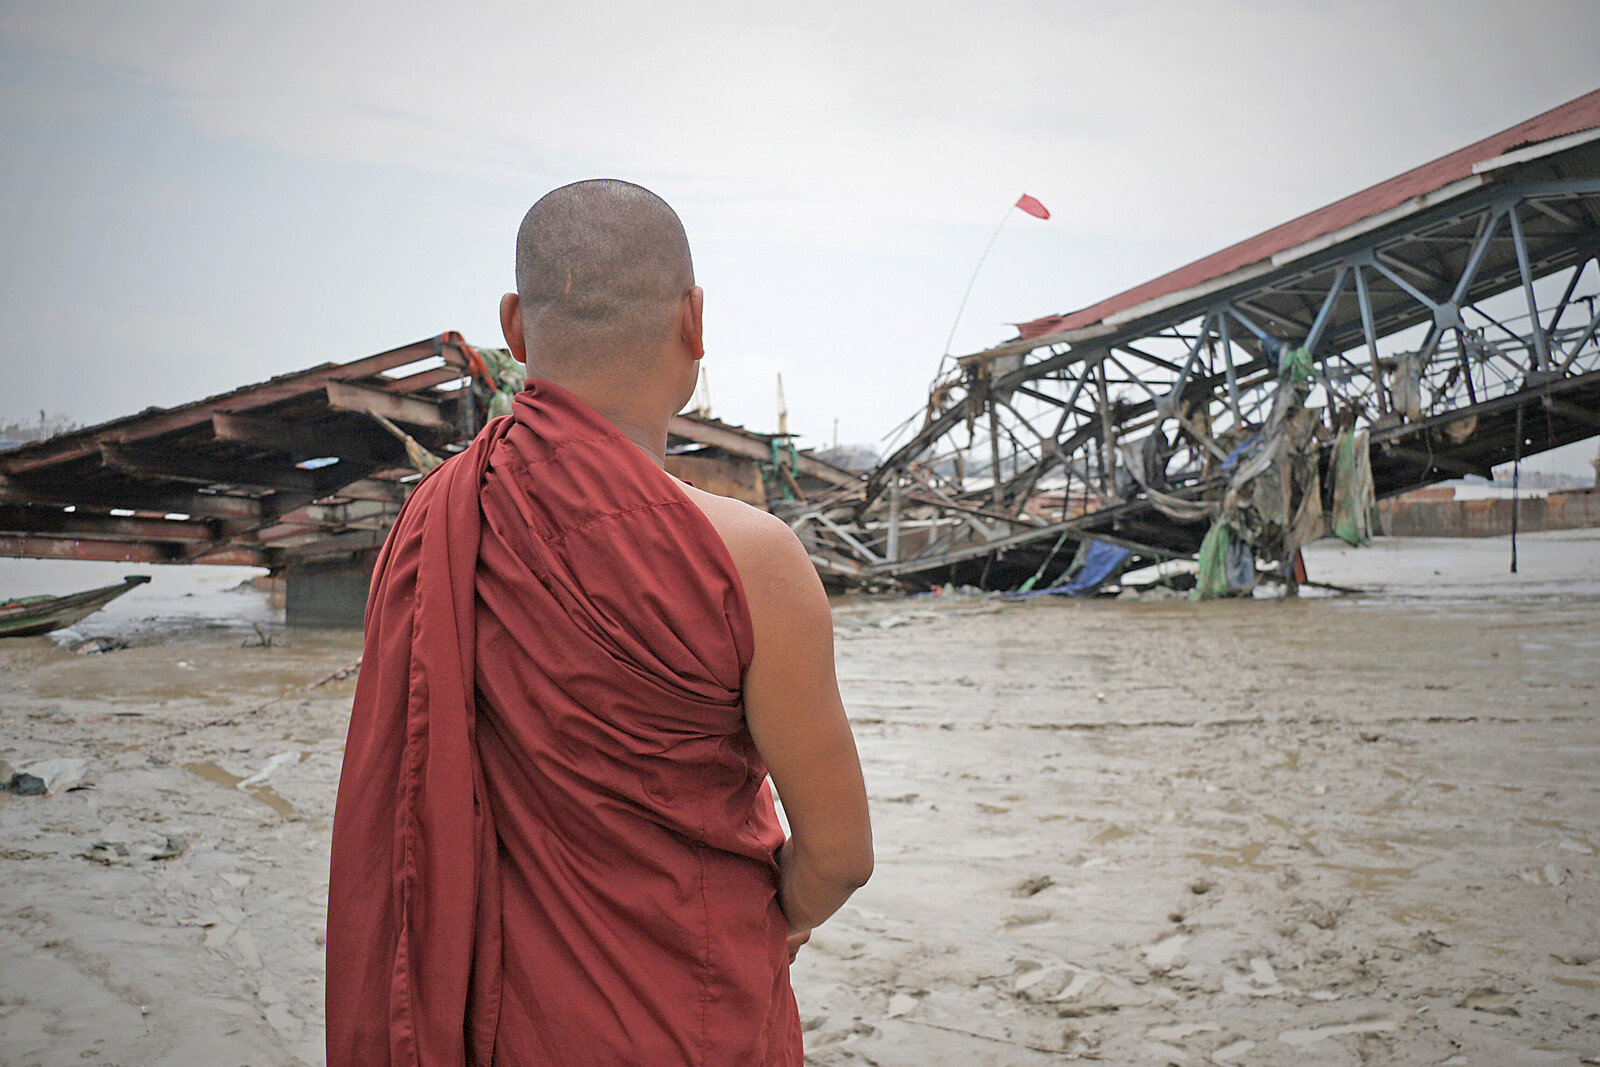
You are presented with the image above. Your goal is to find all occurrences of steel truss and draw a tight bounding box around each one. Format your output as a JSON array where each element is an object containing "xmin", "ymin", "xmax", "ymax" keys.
[{"xmin": 793, "ymin": 171, "xmax": 1600, "ymax": 589}]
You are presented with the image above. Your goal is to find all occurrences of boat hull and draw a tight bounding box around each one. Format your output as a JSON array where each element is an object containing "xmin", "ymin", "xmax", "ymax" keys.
[{"xmin": 0, "ymin": 576, "xmax": 152, "ymax": 638}]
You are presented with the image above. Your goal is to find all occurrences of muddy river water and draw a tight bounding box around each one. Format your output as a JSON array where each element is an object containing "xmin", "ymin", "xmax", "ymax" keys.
[{"xmin": 1, "ymin": 531, "xmax": 1596, "ymax": 1065}]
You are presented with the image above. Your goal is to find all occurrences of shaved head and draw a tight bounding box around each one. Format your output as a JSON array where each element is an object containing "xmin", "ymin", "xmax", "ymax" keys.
[{"xmin": 515, "ymin": 179, "xmax": 695, "ymax": 361}]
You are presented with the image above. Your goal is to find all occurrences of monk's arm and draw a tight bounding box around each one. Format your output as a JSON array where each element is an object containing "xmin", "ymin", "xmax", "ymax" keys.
[{"xmin": 736, "ymin": 511, "xmax": 874, "ymax": 935}]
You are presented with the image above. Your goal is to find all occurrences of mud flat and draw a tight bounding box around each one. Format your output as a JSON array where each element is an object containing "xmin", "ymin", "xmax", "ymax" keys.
[{"xmin": 1, "ymin": 531, "xmax": 1597, "ymax": 1065}]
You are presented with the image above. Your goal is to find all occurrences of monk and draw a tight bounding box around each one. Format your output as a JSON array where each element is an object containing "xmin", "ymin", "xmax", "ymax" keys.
[{"xmin": 326, "ymin": 179, "xmax": 873, "ymax": 1066}]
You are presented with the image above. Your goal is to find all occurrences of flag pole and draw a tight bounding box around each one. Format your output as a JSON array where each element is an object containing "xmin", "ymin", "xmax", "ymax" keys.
[{"xmin": 942, "ymin": 202, "xmax": 1016, "ymax": 359}]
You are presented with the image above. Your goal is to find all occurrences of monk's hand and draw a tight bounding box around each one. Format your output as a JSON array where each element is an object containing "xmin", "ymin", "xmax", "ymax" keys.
[{"xmin": 787, "ymin": 929, "xmax": 812, "ymax": 963}]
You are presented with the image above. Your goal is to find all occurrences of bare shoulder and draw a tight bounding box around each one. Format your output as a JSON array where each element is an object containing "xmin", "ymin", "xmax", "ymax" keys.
[{"xmin": 674, "ymin": 480, "xmax": 822, "ymax": 609}]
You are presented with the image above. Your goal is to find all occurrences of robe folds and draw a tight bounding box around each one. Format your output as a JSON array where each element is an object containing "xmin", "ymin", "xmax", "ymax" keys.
[{"xmin": 327, "ymin": 379, "xmax": 801, "ymax": 1066}]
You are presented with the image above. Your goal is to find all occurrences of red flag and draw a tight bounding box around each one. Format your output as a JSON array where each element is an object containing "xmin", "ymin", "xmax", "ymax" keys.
[{"xmin": 1015, "ymin": 193, "xmax": 1050, "ymax": 220}]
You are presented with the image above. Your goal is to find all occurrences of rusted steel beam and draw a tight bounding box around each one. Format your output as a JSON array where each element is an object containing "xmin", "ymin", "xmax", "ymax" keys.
[
  {"xmin": 0, "ymin": 503, "xmax": 217, "ymax": 543},
  {"xmin": 323, "ymin": 337, "xmax": 445, "ymax": 381},
  {"xmin": 274, "ymin": 528, "xmax": 388, "ymax": 560},
  {"xmin": 865, "ymin": 519, "xmax": 1156, "ymax": 578},
  {"xmin": 0, "ymin": 476, "xmax": 268, "ymax": 521},
  {"xmin": 1541, "ymin": 396, "xmax": 1600, "ymax": 430},
  {"xmin": 319, "ymin": 477, "xmax": 413, "ymax": 504},
  {"xmin": 211, "ymin": 412, "xmax": 403, "ymax": 465},
  {"xmin": 384, "ymin": 366, "xmax": 467, "ymax": 393},
  {"xmin": 668, "ymin": 415, "xmax": 860, "ymax": 489},
  {"xmin": 249, "ymin": 522, "xmax": 327, "ymax": 545},
  {"xmin": 0, "ymin": 535, "xmax": 189, "ymax": 564},
  {"xmin": 325, "ymin": 381, "xmax": 449, "ymax": 430},
  {"xmin": 1377, "ymin": 445, "xmax": 1492, "ymax": 479},
  {"xmin": 99, "ymin": 442, "xmax": 341, "ymax": 494},
  {"xmin": 182, "ymin": 544, "xmax": 270, "ymax": 566},
  {"xmin": 297, "ymin": 499, "xmax": 401, "ymax": 527},
  {"xmin": 249, "ymin": 502, "xmax": 402, "ymax": 538},
  {"xmin": 0, "ymin": 337, "xmax": 452, "ymax": 476},
  {"xmin": 1372, "ymin": 367, "xmax": 1600, "ymax": 444}
]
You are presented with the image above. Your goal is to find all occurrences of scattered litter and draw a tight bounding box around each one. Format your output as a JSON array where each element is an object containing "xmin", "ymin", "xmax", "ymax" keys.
[
  {"xmin": 0, "ymin": 848, "xmax": 47, "ymax": 861},
  {"xmin": 1012, "ymin": 874, "xmax": 1054, "ymax": 897},
  {"xmin": 76, "ymin": 835, "xmax": 188, "ymax": 864},
  {"xmin": 77, "ymin": 841, "xmax": 130, "ymax": 865},
  {"xmin": 241, "ymin": 622, "xmax": 278, "ymax": 648},
  {"xmin": 70, "ymin": 636, "xmax": 126, "ymax": 655},
  {"xmin": 236, "ymin": 752, "xmax": 297, "ymax": 790},
  {"xmin": 177, "ymin": 916, "xmax": 216, "ymax": 928},
  {"xmin": 1413, "ymin": 930, "xmax": 1451, "ymax": 954},
  {"xmin": 312, "ymin": 658, "xmax": 362, "ymax": 687},
  {"xmin": 3, "ymin": 757, "xmax": 90, "ymax": 795},
  {"xmin": 1116, "ymin": 584, "xmax": 1187, "ymax": 601},
  {"xmin": 1551, "ymin": 950, "xmax": 1598, "ymax": 966},
  {"xmin": 151, "ymin": 835, "xmax": 189, "ymax": 861}
]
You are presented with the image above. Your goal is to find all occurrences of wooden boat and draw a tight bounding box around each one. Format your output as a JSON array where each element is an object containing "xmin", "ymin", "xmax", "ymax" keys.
[{"xmin": 0, "ymin": 575, "xmax": 152, "ymax": 638}]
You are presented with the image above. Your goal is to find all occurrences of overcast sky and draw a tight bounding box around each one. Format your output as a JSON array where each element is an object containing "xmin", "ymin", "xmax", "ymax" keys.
[{"xmin": 2, "ymin": 0, "xmax": 1597, "ymax": 473}]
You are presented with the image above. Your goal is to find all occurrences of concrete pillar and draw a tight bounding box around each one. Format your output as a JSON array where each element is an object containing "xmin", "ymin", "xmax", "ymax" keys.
[{"xmin": 284, "ymin": 552, "xmax": 376, "ymax": 628}]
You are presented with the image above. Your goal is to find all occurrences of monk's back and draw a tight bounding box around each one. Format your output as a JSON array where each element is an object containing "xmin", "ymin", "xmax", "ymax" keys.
[
  {"xmin": 472, "ymin": 387, "xmax": 801, "ymax": 1065},
  {"xmin": 328, "ymin": 179, "xmax": 867, "ymax": 1067}
]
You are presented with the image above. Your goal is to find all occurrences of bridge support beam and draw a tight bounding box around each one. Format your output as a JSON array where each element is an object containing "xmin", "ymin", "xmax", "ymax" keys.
[{"xmin": 284, "ymin": 552, "xmax": 376, "ymax": 628}]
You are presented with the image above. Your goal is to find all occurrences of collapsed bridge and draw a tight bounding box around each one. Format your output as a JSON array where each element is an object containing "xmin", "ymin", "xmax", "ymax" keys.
[
  {"xmin": 2, "ymin": 91, "xmax": 1598, "ymax": 613},
  {"xmin": 0, "ymin": 334, "xmax": 837, "ymax": 623},
  {"xmin": 786, "ymin": 89, "xmax": 1600, "ymax": 591}
]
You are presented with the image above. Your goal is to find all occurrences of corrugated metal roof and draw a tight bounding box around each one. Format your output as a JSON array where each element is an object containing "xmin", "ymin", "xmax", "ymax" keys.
[{"xmin": 1013, "ymin": 88, "xmax": 1600, "ymax": 343}]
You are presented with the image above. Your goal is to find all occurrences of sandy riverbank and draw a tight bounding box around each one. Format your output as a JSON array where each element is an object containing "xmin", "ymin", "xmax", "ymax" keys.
[{"xmin": 1, "ymin": 532, "xmax": 1597, "ymax": 1065}]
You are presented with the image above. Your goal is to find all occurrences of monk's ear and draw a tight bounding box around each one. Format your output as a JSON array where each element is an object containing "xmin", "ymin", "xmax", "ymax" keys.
[
  {"xmin": 500, "ymin": 292, "xmax": 528, "ymax": 364},
  {"xmin": 682, "ymin": 286, "xmax": 705, "ymax": 360}
]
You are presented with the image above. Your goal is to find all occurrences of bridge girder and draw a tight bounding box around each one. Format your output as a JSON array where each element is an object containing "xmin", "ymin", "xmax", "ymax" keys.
[{"xmin": 797, "ymin": 158, "xmax": 1600, "ymax": 589}]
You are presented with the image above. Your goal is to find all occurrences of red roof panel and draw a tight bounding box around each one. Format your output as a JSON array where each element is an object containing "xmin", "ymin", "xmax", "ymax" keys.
[{"xmin": 1014, "ymin": 88, "xmax": 1600, "ymax": 342}]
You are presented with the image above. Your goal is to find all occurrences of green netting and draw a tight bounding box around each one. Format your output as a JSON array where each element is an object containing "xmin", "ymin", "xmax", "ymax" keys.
[
  {"xmin": 1192, "ymin": 520, "xmax": 1233, "ymax": 601},
  {"xmin": 1280, "ymin": 345, "xmax": 1314, "ymax": 385},
  {"xmin": 476, "ymin": 347, "xmax": 525, "ymax": 420},
  {"xmin": 1331, "ymin": 427, "xmax": 1374, "ymax": 547},
  {"xmin": 1014, "ymin": 531, "xmax": 1073, "ymax": 593}
]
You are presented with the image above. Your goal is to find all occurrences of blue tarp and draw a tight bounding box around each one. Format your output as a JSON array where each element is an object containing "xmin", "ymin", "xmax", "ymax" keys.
[
  {"xmin": 1008, "ymin": 539, "xmax": 1132, "ymax": 599},
  {"xmin": 1220, "ymin": 432, "xmax": 1262, "ymax": 472}
]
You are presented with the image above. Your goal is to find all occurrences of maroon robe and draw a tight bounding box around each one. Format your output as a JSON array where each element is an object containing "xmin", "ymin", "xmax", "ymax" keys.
[{"xmin": 327, "ymin": 379, "xmax": 801, "ymax": 1065}]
